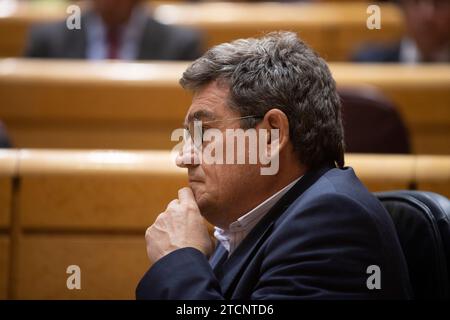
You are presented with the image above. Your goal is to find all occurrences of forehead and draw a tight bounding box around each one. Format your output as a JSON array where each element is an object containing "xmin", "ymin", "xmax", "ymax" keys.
[{"xmin": 185, "ymin": 81, "xmax": 237, "ymax": 124}]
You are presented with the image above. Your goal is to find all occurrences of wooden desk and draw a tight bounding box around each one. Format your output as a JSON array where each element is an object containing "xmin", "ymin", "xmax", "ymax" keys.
[
  {"xmin": 12, "ymin": 150, "xmax": 450, "ymax": 234},
  {"xmin": 0, "ymin": 149, "xmax": 16, "ymax": 300},
  {"xmin": 1, "ymin": 149, "xmax": 448, "ymax": 298},
  {"xmin": 153, "ymin": 2, "xmax": 404, "ymax": 60},
  {"xmin": 0, "ymin": 59, "xmax": 448, "ymax": 154},
  {"xmin": 0, "ymin": 59, "xmax": 192, "ymax": 150},
  {"xmin": 0, "ymin": 0, "xmax": 67, "ymax": 57},
  {"xmin": 416, "ymin": 156, "xmax": 450, "ymax": 197},
  {"xmin": 13, "ymin": 149, "xmax": 185, "ymax": 299},
  {"xmin": 333, "ymin": 64, "xmax": 450, "ymax": 154},
  {"xmin": 0, "ymin": 236, "xmax": 9, "ymax": 300},
  {"xmin": 0, "ymin": 1, "xmax": 404, "ymax": 61},
  {"xmin": 16, "ymin": 235, "xmax": 147, "ymax": 299},
  {"xmin": 17, "ymin": 150, "xmax": 186, "ymax": 231},
  {"xmin": 0, "ymin": 150, "xmax": 16, "ymax": 229}
]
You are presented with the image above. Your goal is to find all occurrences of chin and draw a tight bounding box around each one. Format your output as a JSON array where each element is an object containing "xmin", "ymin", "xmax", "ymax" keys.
[
  {"xmin": 189, "ymin": 185, "xmax": 206, "ymax": 207},
  {"xmin": 189, "ymin": 183, "xmax": 203, "ymax": 200},
  {"xmin": 194, "ymin": 194, "xmax": 217, "ymax": 224},
  {"xmin": 195, "ymin": 194, "xmax": 209, "ymax": 215}
]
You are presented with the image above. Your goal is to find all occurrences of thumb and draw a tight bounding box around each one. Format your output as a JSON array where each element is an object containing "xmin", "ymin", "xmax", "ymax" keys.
[{"xmin": 178, "ymin": 187, "xmax": 197, "ymax": 206}]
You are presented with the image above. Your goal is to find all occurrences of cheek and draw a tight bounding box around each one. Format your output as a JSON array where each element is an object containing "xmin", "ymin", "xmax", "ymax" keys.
[
  {"xmin": 190, "ymin": 164, "xmax": 219, "ymax": 204},
  {"xmin": 201, "ymin": 164, "xmax": 220, "ymax": 191},
  {"xmin": 200, "ymin": 164, "xmax": 235, "ymax": 200},
  {"xmin": 189, "ymin": 182, "xmax": 205, "ymax": 200}
]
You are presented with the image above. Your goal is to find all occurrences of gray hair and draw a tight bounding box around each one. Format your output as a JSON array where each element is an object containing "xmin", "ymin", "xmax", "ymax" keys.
[{"xmin": 180, "ymin": 31, "xmax": 345, "ymax": 169}]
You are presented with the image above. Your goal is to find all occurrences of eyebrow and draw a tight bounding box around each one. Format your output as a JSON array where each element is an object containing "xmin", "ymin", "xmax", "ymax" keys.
[{"xmin": 184, "ymin": 110, "xmax": 216, "ymax": 127}]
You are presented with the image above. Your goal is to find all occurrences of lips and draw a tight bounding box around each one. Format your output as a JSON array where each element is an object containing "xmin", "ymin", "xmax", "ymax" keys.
[{"xmin": 189, "ymin": 179, "xmax": 203, "ymax": 183}]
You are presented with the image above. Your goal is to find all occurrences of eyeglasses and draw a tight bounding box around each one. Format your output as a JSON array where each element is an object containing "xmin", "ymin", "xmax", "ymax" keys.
[{"xmin": 184, "ymin": 115, "xmax": 264, "ymax": 147}]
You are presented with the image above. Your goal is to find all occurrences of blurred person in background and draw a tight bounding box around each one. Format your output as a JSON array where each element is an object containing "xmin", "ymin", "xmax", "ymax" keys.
[
  {"xmin": 24, "ymin": 0, "xmax": 204, "ymax": 60},
  {"xmin": 0, "ymin": 121, "xmax": 12, "ymax": 148},
  {"xmin": 354, "ymin": 0, "xmax": 449, "ymax": 63}
]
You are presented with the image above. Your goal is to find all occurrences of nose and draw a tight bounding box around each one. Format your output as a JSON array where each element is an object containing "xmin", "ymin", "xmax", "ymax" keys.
[{"xmin": 176, "ymin": 138, "xmax": 201, "ymax": 168}]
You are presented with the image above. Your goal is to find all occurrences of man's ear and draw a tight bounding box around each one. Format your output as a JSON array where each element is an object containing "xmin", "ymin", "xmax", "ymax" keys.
[{"xmin": 259, "ymin": 108, "xmax": 290, "ymax": 152}]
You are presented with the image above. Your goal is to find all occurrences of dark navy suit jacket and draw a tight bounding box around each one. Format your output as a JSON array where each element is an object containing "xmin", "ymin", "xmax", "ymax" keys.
[{"xmin": 136, "ymin": 166, "xmax": 412, "ymax": 299}]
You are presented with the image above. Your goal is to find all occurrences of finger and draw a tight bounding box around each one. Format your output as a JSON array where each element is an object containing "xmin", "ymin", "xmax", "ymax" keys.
[
  {"xmin": 178, "ymin": 187, "xmax": 196, "ymax": 205},
  {"xmin": 166, "ymin": 199, "xmax": 180, "ymax": 211}
]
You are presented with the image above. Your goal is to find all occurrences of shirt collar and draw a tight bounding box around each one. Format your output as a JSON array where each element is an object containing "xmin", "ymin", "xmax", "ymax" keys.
[
  {"xmin": 399, "ymin": 37, "xmax": 421, "ymax": 64},
  {"xmin": 85, "ymin": 5, "xmax": 148, "ymax": 60},
  {"xmin": 214, "ymin": 176, "xmax": 302, "ymax": 254}
]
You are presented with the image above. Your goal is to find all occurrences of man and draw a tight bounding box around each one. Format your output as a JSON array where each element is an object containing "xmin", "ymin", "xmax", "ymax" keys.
[
  {"xmin": 354, "ymin": 0, "xmax": 449, "ymax": 63},
  {"xmin": 24, "ymin": 0, "xmax": 203, "ymax": 60},
  {"xmin": 136, "ymin": 32, "xmax": 412, "ymax": 299}
]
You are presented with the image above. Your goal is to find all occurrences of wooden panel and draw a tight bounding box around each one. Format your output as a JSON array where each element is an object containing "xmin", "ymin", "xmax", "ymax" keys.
[
  {"xmin": 0, "ymin": 236, "xmax": 9, "ymax": 300},
  {"xmin": 19, "ymin": 175, "xmax": 186, "ymax": 230},
  {"xmin": 0, "ymin": 178, "xmax": 12, "ymax": 229},
  {"xmin": 0, "ymin": 150, "xmax": 17, "ymax": 175},
  {"xmin": 9, "ymin": 149, "xmax": 449, "ymax": 301},
  {"xmin": 416, "ymin": 156, "xmax": 450, "ymax": 198},
  {"xmin": 346, "ymin": 154, "xmax": 415, "ymax": 192},
  {"xmin": 333, "ymin": 64, "xmax": 450, "ymax": 128},
  {"xmin": 0, "ymin": 150, "xmax": 17, "ymax": 229},
  {"xmin": 0, "ymin": 60, "xmax": 449, "ymax": 154},
  {"xmin": 17, "ymin": 150, "xmax": 186, "ymax": 230},
  {"xmin": 153, "ymin": 2, "xmax": 404, "ymax": 60},
  {"xmin": 0, "ymin": 59, "xmax": 190, "ymax": 150},
  {"xmin": 0, "ymin": 2, "xmax": 403, "ymax": 61},
  {"xmin": 377, "ymin": 87, "xmax": 449, "ymax": 155},
  {"xmin": 0, "ymin": 151, "xmax": 14, "ymax": 300},
  {"xmin": 16, "ymin": 235, "xmax": 148, "ymax": 299},
  {"xmin": 0, "ymin": 60, "xmax": 190, "ymax": 121},
  {"xmin": 17, "ymin": 149, "xmax": 183, "ymax": 175},
  {"xmin": 6, "ymin": 122, "xmax": 181, "ymax": 150},
  {"xmin": 0, "ymin": 0, "xmax": 67, "ymax": 57},
  {"xmin": 15, "ymin": 150, "xmax": 446, "ymax": 232},
  {"xmin": 334, "ymin": 64, "xmax": 450, "ymax": 155}
]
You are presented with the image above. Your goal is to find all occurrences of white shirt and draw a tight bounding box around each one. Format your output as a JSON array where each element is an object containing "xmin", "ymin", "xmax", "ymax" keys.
[
  {"xmin": 214, "ymin": 177, "xmax": 302, "ymax": 254},
  {"xmin": 399, "ymin": 37, "xmax": 449, "ymax": 63},
  {"xmin": 85, "ymin": 5, "xmax": 148, "ymax": 60}
]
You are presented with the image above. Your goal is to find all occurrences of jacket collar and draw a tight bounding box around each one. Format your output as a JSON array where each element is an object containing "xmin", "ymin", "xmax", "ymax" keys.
[{"xmin": 215, "ymin": 165, "xmax": 335, "ymax": 297}]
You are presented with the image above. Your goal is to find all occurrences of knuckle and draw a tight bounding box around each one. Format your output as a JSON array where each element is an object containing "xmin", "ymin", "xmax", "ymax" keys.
[
  {"xmin": 145, "ymin": 226, "xmax": 152, "ymax": 237},
  {"xmin": 167, "ymin": 199, "xmax": 179, "ymax": 210},
  {"xmin": 185, "ymin": 202, "xmax": 198, "ymax": 212}
]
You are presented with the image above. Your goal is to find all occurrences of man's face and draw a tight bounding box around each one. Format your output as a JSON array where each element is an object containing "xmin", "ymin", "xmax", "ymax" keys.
[
  {"xmin": 92, "ymin": 0, "xmax": 138, "ymax": 27},
  {"xmin": 178, "ymin": 81, "xmax": 266, "ymax": 228},
  {"xmin": 402, "ymin": 0, "xmax": 450, "ymax": 58}
]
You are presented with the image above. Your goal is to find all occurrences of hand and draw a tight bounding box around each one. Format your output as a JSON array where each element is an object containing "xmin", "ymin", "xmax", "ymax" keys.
[{"xmin": 145, "ymin": 187, "xmax": 213, "ymax": 264}]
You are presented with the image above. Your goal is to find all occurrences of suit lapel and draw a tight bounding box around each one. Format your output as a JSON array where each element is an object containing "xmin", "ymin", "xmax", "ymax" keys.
[
  {"xmin": 218, "ymin": 165, "xmax": 334, "ymax": 297},
  {"xmin": 137, "ymin": 18, "xmax": 164, "ymax": 60},
  {"xmin": 209, "ymin": 243, "xmax": 228, "ymax": 279},
  {"xmin": 62, "ymin": 14, "xmax": 88, "ymax": 59}
]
